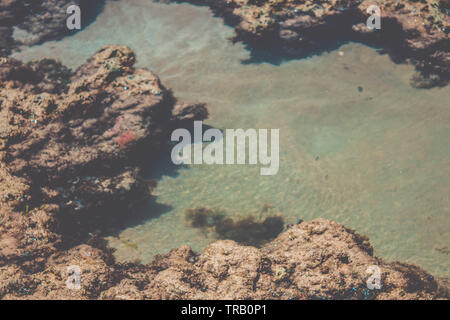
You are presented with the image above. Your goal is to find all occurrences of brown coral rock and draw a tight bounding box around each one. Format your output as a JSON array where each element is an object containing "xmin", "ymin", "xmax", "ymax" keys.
[
  {"xmin": 175, "ymin": 0, "xmax": 449, "ymax": 86},
  {"xmin": 69, "ymin": 219, "xmax": 449, "ymax": 300},
  {"xmin": 0, "ymin": 45, "xmax": 207, "ymax": 298}
]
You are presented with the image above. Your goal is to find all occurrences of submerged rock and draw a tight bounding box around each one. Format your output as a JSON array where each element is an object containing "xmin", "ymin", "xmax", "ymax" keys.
[{"xmin": 184, "ymin": 206, "xmax": 285, "ymax": 246}]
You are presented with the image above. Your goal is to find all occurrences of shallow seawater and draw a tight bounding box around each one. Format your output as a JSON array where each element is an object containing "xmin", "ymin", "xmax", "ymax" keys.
[{"xmin": 13, "ymin": 0, "xmax": 449, "ymax": 277}]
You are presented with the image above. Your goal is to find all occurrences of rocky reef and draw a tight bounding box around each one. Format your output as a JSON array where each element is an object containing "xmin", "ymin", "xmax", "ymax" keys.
[
  {"xmin": 171, "ymin": 0, "xmax": 449, "ymax": 87},
  {"xmin": 1, "ymin": 216, "xmax": 448, "ymax": 299},
  {"xmin": 0, "ymin": 44, "xmax": 205, "ymax": 293},
  {"xmin": 0, "ymin": 45, "xmax": 448, "ymax": 300},
  {"xmin": 1, "ymin": 0, "xmax": 448, "ymax": 85}
]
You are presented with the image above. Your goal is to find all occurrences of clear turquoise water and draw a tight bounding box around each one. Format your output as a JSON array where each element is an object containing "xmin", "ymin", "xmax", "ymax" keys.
[{"xmin": 13, "ymin": 0, "xmax": 449, "ymax": 277}]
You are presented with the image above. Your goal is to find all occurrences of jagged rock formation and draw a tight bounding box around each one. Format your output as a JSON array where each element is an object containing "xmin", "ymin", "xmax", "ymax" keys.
[
  {"xmin": 173, "ymin": 0, "xmax": 449, "ymax": 87},
  {"xmin": 1, "ymin": 218, "xmax": 448, "ymax": 299},
  {"xmin": 0, "ymin": 44, "xmax": 206, "ymax": 280},
  {"xmin": 1, "ymin": 1, "xmax": 448, "ymax": 86}
]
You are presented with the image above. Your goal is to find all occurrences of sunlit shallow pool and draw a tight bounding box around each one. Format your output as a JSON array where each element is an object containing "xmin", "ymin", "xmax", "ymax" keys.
[{"xmin": 13, "ymin": 0, "xmax": 450, "ymax": 277}]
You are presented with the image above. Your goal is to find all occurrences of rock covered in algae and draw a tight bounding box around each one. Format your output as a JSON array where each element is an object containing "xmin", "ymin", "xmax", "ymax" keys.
[
  {"xmin": 2, "ymin": 218, "xmax": 447, "ymax": 300},
  {"xmin": 0, "ymin": 45, "xmax": 207, "ymax": 280}
]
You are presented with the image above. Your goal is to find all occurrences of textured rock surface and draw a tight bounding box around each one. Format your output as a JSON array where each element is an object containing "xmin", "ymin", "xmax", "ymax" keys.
[
  {"xmin": 0, "ymin": 46, "xmax": 205, "ymax": 236},
  {"xmin": 0, "ymin": 45, "xmax": 207, "ymax": 295},
  {"xmin": 1, "ymin": 219, "xmax": 448, "ymax": 299},
  {"xmin": 173, "ymin": 0, "xmax": 449, "ymax": 87},
  {"xmin": 1, "ymin": 0, "xmax": 448, "ymax": 85}
]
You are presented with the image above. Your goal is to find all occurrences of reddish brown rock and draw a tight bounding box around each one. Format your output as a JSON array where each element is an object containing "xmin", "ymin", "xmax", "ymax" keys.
[
  {"xmin": 174, "ymin": 0, "xmax": 449, "ymax": 87},
  {"xmin": 0, "ymin": 45, "xmax": 207, "ymax": 289},
  {"xmin": 2, "ymin": 219, "xmax": 447, "ymax": 300}
]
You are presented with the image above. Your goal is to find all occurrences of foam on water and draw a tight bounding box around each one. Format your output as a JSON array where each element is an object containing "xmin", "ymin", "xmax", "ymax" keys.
[{"xmin": 13, "ymin": 0, "xmax": 449, "ymax": 277}]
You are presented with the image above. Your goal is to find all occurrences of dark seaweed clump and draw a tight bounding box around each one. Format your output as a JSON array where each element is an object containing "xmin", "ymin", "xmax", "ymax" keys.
[{"xmin": 184, "ymin": 206, "xmax": 284, "ymax": 247}]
